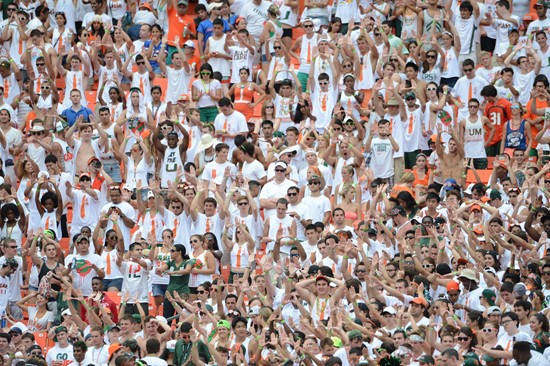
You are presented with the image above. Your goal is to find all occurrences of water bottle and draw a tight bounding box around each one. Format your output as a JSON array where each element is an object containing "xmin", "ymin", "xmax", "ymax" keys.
[{"xmin": 1, "ymin": 311, "xmax": 6, "ymax": 328}]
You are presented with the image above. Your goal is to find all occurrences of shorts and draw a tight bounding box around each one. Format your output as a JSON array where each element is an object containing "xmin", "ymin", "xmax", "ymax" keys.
[
  {"xmin": 199, "ymin": 106, "xmax": 219, "ymax": 123},
  {"xmin": 103, "ymin": 278, "xmax": 123, "ymax": 291},
  {"xmin": 102, "ymin": 161, "xmax": 122, "ymax": 183},
  {"xmin": 152, "ymin": 283, "xmax": 168, "ymax": 297},
  {"xmin": 282, "ymin": 28, "xmax": 293, "ymax": 38}
]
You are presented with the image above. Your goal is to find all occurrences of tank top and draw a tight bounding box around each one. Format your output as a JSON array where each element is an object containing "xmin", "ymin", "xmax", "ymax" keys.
[
  {"xmin": 505, "ymin": 119, "xmax": 527, "ymax": 150},
  {"xmin": 234, "ymin": 84, "xmax": 254, "ymax": 104},
  {"xmin": 267, "ymin": 214, "xmax": 294, "ymax": 252},
  {"xmin": 38, "ymin": 261, "xmax": 61, "ymax": 291},
  {"xmin": 28, "ymin": 143, "xmax": 47, "ymax": 172},
  {"xmin": 267, "ymin": 55, "xmax": 289, "ymax": 82},
  {"xmin": 1, "ymin": 221, "xmax": 23, "ymax": 245},
  {"xmin": 36, "ymin": 94, "xmax": 53, "ymax": 110},
  {"xmin": 400, "ymin": 7, "xmax": 418, "ymax": 40},
  {"xmin": 464, "ymin": 115, "xmax": 486, "ymax": 159},
  {"xmin": 102, "ymin": 249, "xmax": 123, "ymax": 280},
  {"xmin": 339, "ymin": 91, "xmax": 361, "ymax": 121},
  {"xmin": 125, "ymin": 157, "xmax": 149, "ymax": 190},
  {"xmin": 189, "ymin": 250, "xmax": 211, "ymax": 288},
  {"xmin": 312, "ymin": 296, "xmax": 331, "ymax": 325},
  {"xmin": 63, "ymin": 70, "xmax": 87, "ymax": 108},
  {"xmin": 160, "ymin": 146, "xmax": 183, "ymax": 187},
  {"xmin": 356, "ymin": 52, "xmax": 375, "ymax": 90},
  {"xmin": 441, "ymin": 46, "xmax": 460, "ymax": 79},
  {"xmin": 40, "ymin": 211, "xmax": 60, "ymax": 240},
  {"xmin": 298, "ymin": 34, "xmax": 318, "ymax": 74},
  {"xmin": 266, "ymin": 20, "xmax": 284, "ymax": 54},
  {"xmin": 208, "ymin": 34, "xmax": 230, "ymax": 78},
  {"xmin": 422, "ymin": 9, "xmax": 444, "ymax": 37},
  {"xmin": 230, "ymin": 242, "xmax": 251, "ymax": 271},
  {"xmin": 140, "ymin": 210, "xmax": 165, "ymax": 243}
]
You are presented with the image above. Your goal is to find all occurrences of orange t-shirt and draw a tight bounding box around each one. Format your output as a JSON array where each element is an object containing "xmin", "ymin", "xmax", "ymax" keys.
[
  {"xmin": 523, "ymin": 97, "xmax": 550, "ymax": 149},
  {"xmin": 167, "ymin": 6, "xmax": 196, "ymax": 47},
  {"xmin": 484, "ymin": 98, "xmax": 512, "ymax": 147}
]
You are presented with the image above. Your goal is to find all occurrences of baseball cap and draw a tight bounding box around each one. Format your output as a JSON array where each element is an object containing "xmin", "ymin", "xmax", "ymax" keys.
[
  {"xmin": 388, "ymin": 205, "xmax": 406, "ymax": 217},
  {"xmin": 410, "ymin": 297, "xmax": 428, "ymax": 307},
  {"xmin": 487, "ymin": 306, "xmax": 502, "ymax": 315},
  {"xmin": 184, "ymin": 40, "xmax": 195, "ymax": 48}
]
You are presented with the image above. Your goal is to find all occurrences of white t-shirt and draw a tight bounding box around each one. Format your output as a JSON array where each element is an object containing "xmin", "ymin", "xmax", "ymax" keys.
[
  {"xmin": 240, "ymin": 0, "xmax": 270, "ymax": 41},
  {"xmin": 166, "ymin": 67, "xmax": 193, "ymax": 104},
  {"xmin": 369, "ymin": 137, "xmax": 394, "ymax": 178},
  {"xmin": 46, "ymin": 344, "xmax": 74, "ymax": 366},
  {"xmin": 213, "ymin": 110, "xmax": 248, "ymax": 152},
  {"xmin": 65, "ymin": 253, "xmax": 105, "ymax": 296},
  {"xmin": 301, "ymin": 195, "xmax": 331, "ymax": 224}
]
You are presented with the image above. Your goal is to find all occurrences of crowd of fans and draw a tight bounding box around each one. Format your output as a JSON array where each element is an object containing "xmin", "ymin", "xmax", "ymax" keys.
[{"xmin": 0, "ymin": 0, "xmax": 550, "ymax": 365}]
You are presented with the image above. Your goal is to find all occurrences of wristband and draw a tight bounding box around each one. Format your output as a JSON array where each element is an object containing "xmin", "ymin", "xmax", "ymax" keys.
[{"xmin": 343, "ymin": 255, "xmax": 349, "ymax": 259}]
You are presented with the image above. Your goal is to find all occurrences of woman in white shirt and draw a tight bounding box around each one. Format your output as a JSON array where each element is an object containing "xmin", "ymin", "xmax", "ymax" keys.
[
  {"xmin": 191, "ymin": 63, "xmax": 223, "ymax": 123},
  {"xmin": 16, "ymin": 292, "xmax": 54, "ymax": 331}
]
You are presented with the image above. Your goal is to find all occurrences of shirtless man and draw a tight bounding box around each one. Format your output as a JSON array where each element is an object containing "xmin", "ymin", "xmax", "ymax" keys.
[
  {"xmin": 137, "ymin": 317, "xmax": 172, "ymax": 354},
  {"xmin": 65, "ymin": 115, "xmax": 108, "ymax": 177},
  {"xmin": 434, "ymin": 124, "xmax": 465, "ymax": 185}
]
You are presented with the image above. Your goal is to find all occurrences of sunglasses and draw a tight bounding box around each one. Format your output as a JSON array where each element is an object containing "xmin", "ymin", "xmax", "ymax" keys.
[
  {"xmin": 463, "ymin": 68, "xmax": 473, "ymax": 72},
  {"xmin": 355, "ymin": 269, "xmax": 366, "ymax": 273},
  {"xmin": 287, "ymin": 192, "xmax": 297, "ymax": 197},
  {"xmin": 405, "ymin": 236, "xmax": 414, "ymax": 240},
  {"xmin": 303, "ymin": 24, "xmax": 313, "ymax": 28},
  {"xmin": 170, "ymin": 249, "xmax": 177, "ymax": 253},
  {"xmin": 7, "ymin": 246, "xmax": 17, "ymax": 249},
  {"xmin": 405, "ymin": 97, "xmax": 415, "ymax": 101},
  {"xmin": 511, "ymin": 105, "xmax": 520, "ymax": 109},
  {"xmin": 468, "ymin": 105, "xmax": 479, "ymax": 109},
  {"xmin": 197, "ymin": 290, "xmax": 207, "ymax": 294},
  {"xmin": 274, "ymin": 46, "xmax": 281, "ymax": 50},
  {"xmin": 457, "ymin": 337, "xmax": 469, "ymax": 341},
  {"xmin": 265, "ymin": 105, "xmax": 274, "ymax": 109},
  {"xmin": 31, "ymin": 132, "xmax": 43, "ymax": 136},
  {"xmin": 238, "ymin": 201, "xmax": 248, "ymax": 206},
  {"xmin": 137, "ymin": 61, "xmax": 145, "ymax": 65},
  {"xmin": 426, "ymin": 54, "xmax": 436, "ymax": 59},
  {"xmin": 543, "ymin": 272, "xmax": 550, "ymax": 276},
  {"xmin": 190, "ymin": 239, "xmax": 200, "ymax": 243},
  {"xmin": 36, "ymin": 63, "xmax": 45, "ymax": 67},
  {"xmin": 275, "ymin": 168, "xmax": 286, "ymax": 172},
  {"xmin": 201, "ymin": 71, "xmax": 211, "ymax": 75},
  {"xmin": 80, "ymin": 177, "xmax": 91, "ymax": 182},
  {"xmin": 308, "ymin": 181, "xmax": 320, "ymax": 185}
]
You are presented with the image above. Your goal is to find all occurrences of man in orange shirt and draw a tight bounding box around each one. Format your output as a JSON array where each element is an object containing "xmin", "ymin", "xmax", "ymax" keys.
[
  {"xmin": 524, "ymin": 77, "xmax": 550, "ymax": 157},
  {"xmin": 166, "ymin": 0, "xmax": 196, "ymax": 64},
  {"xmin": 481, "ymin": 85, "xmax": 512, "ymax": 157}
]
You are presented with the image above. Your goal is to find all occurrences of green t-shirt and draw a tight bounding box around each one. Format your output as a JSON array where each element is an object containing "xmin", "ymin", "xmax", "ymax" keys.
[
  {"xmin": 167, "ymin": 259, "xmax": 191, "ymax": 295},
  {"xmin": 174, "ymin": 339, "xmax": 211, "ymax": 366}
]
